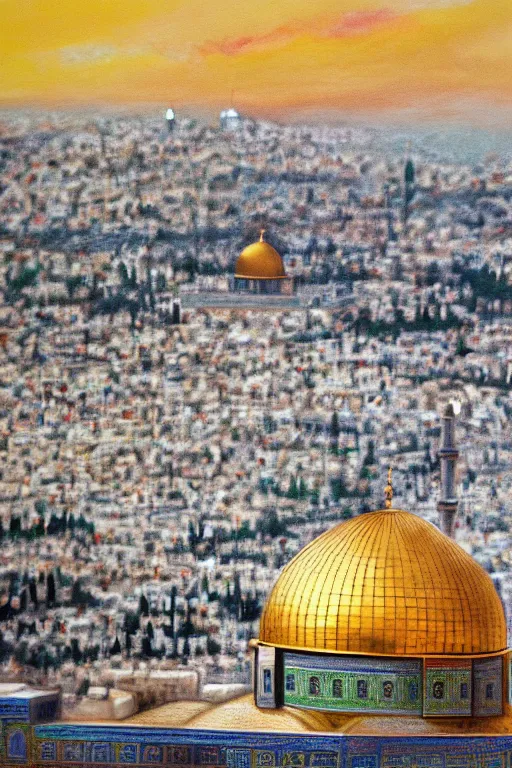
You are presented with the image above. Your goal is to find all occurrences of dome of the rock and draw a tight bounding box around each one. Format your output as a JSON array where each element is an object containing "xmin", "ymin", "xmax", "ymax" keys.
[
  {"xmin": 234, "ymin": 239, "xmax": 286, "ymax": 280},
  {"xmin": 259, "ymin": 508, "xmax": 507, "ymax": 657}
]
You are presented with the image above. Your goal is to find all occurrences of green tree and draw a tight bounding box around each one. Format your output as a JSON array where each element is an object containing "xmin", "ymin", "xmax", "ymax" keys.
[
  {"xmin": 288, "ymin": 476, "xmax": 299, "ymax": 499},
  {"xmin": 156, "ymin": 272, "xmax": 167, "ymax": 292},
  {"xmin": 331, "ymin": 476, "xmax": 348, "ymax": 502},
  {"xmin": 330, "ymin": 412, "xmax": 340, "ymax": 440},
  {"xmin": 118, "ymin": 261, "xmax": 129, "ymax": 286},
  {"xmin": 363, "ymin": 440, "xmax": 376, "ymax": 466},
  {"xmin": 66, "ymin": 275, "xmax": 82, "ymax": 299},
  {"xmin": 207, "ymin": 636, "xmax": 221, "ymax": 656}
]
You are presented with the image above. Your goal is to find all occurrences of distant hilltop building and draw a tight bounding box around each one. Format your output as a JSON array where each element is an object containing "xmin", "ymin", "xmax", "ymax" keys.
[
  {"xmin": 165, "ymin": 108, "xmax": 176, "ymax": 133},
  {"xmin": 180, "ymin": 229, "xmax": 302, "ymax": 310},
  {"xmin": 220, "ymin": 108, "xmax": 242, "ymax": 132},
  {"xmin": 180, "ymin": 227, "xmax": 352, "ymax": 310},
  {"xmin": 232, "ymin": 230, "xmax": 294, "ymax": 297}
]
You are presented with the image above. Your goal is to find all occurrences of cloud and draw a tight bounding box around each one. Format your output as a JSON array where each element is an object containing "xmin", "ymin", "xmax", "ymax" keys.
[
  {"xmin": 200, "ymin": 26, "xmax": 294, "ymax": 57},
  {"xmin": 60, "ymin": 44, "xmax": 118, "ymax": 65},
  {"xmin": 322, "ymin": 9, "xmax": 398, "ymax": 38},
  {"xmin": 200, "ymin": 8, "xmax": 398, "ymax": 57}
]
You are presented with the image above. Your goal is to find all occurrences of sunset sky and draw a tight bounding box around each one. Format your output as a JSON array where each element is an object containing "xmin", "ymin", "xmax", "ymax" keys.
[{"xmin": 1, "ymin": 0, "xmax": 511, "ymax": 124}]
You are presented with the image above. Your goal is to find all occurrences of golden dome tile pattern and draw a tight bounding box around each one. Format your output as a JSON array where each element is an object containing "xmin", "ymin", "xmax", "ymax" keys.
[
  {"xmin": 234, "ymin": 239, "xmax": 287, "ymax": 280},
  {"xmin": 259, "ymin": 509, "xmax": 507, "ymax": 656}
]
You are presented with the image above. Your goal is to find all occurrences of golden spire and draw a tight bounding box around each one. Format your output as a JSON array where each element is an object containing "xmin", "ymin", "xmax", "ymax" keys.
[
  {"xmin": 384, "ymin": 466, "xmax": 393, "ymax": 509},
  {"xmin": 259, "ymin": 228, "xmax": 266, "ymax": 242}
]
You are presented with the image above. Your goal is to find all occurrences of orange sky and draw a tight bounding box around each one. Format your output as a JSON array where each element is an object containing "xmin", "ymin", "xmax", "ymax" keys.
[{"xmin": 1, "ymin": 0, "xmax": 512, "ymax": 123}]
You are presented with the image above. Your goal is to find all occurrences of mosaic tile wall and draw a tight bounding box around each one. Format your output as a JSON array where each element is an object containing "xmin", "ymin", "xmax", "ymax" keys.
[
  {"xmin": 423, "ymin": 658, "xmax": 472, "ymax": 716},
  {"xmin": 256, "ymin": 647, "xmax": 277, "ymax": 709},
  {"xmin": 282, "ymin": 654, "xmax": 422, "ymax": 714},
  {"xmin": 22, "ymin": 724, "xmax": 512, "ymax": 768},
  {"xmin": 509, "ymin": 656, "xmax": 512, "ymax": 705},
  {"xmin": 473, "ymin": 658, "xmax": 503, "ymax": 717},
  {"xmin": 4, "ymin": 723, "xmax": 30, "ymax": 765}
]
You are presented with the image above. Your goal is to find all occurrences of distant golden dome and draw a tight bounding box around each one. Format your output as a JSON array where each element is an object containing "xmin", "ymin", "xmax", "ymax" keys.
[
  {"xmin": 235, "ymin": 231, "xmax": 286, "ymax": 280},
  {"xmin": 259, "ymin": 509, "xmax": 507, "ymax": 657}
]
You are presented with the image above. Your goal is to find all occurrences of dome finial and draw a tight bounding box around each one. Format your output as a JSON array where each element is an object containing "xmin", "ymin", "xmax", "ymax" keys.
[
  {"xmin": 384, "ymin": 466, "xmax": 393, "ymax": 509},
  {"xmin": 259, "ymin": 228, "xmax": 266, "ymax": 243}
]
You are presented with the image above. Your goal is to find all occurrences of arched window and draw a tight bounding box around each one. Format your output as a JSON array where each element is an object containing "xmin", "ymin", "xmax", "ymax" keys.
[
  {"xmin": 408, "ymin": 680, "xmax": 419, "ymax": 701},
  {"xmin": 332, "ymin": 679, "xmax": 343, "ymax": 698},
  {"xmin": 460, "ymin": 682, "xmax": 468, "ymax": 699},
  {"xmin": 263, "ymin": 668, "xmax": 273, "ymax": 694},
  {"xmin": 8, "ymin": 731, "xmax": 27, "ymax": 760},
  {"xmin": 433, "ymin": 681, "xmax": 444, "ymax": 699},
  {"xmin": 357, "ymin": 680, "xmax": 368, "ymax": 699},
  {"xmin": 486, "ymin": 683, "xmax": 494, "ymax": 700},
  {"xmin": 309, "ymin": 676, "xmax": 320, "ymax": 696},
  {"xmin": 286, "ymin": 673, "xmax": 296, "ymax": 692},
  {"xmin": 383, "ymin": 680, "xmax": 394, "ymax": 699}
]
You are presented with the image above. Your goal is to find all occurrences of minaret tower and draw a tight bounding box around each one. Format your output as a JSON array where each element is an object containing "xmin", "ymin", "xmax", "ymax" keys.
[
  {"xmin": 384, "ymin": 466, "xmax": 393, "ymax": 509},
  {"xmin": 165, "ymin": 108, "xmax": 176, "ymax": 133},
  {"xmin": 437, "ymin": 402, "xmax": 459, "ymax": 537},
  {"xmin": 403, "ymin": 141, "xmax": 415, "ymax": 226}
]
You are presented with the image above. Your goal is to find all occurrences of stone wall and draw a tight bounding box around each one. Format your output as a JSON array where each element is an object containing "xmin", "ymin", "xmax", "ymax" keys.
[{"xmin": 474, "ymin": 658, "xmax": 503, "ymax": 717}]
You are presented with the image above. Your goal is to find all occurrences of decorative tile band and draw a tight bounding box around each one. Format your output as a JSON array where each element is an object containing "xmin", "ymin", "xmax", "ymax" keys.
[
  {"xmin": 283, "ymin": 653, "xmax": 422, "ymax": 714},
  {"xmin": 23, "ymin": 727, "xmax": 512, "ymax": 767}
]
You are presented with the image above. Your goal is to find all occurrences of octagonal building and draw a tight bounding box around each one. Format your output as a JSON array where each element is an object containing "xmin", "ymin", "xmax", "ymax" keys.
[
  {"xmin": 233, "ymin": 230, "xmax": 294, "ymax": 297},
  {"xmin": 254, "ymin": 506, "xmax": 507, "ymax": 718}
]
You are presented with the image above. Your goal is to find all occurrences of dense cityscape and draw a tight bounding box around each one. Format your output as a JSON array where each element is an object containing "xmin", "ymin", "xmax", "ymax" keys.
[{"xmin": 0, "ymin": 110, "xmax": 511, "ymax": 720}]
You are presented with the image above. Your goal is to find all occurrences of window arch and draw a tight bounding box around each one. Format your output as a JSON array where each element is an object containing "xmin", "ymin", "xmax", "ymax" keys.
[
  {"xmin": 309, "ymin": 676, "xmax": 321, "ymax": 696},
  {"xmin": 408, "ymin": 680, "xmax": 419, "ymax": 701},
  {"xmin": 8, "ymin": 731, "xmax": 27, "ymax": 760},
  {"xmin": 263, "ymin": 668, "xmax": 273, "ymax": 694},
  {"xmin": 332, "ymin": 679, "xmax": 343, "ymax": 698},
  {"xmin": 357, "ymin": 680, "xmax": 368, "ymax": 699},
  {"xmin": 383, "ymin": 680, "xmax": 394, "ymax": 699},
  {"xmin": 432, "ymin": 681, "xmax": 444, "ymax": 699}
]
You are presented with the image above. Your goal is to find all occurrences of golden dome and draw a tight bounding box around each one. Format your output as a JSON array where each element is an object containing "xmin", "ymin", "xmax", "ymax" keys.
[
  {"xmin": 259, "ymin": 509, "xmax": 507, "ymax": 657},
  {"xmin": 235, "ymin": 231, "xmax": 287, "ymax": 280}
]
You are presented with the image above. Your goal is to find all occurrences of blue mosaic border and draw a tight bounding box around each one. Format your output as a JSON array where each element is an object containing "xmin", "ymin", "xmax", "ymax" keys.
[
  {"xmin": 34, "ymin": 724, "xmax": 512, "ymax": 749},
  {"xmin": 23, "ymin": 724, "xmax": 512, "ymax": 768}
]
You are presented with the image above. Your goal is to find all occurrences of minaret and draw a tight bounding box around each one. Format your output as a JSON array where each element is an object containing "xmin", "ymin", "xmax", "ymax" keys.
[
  {"xmin": 384, "ymin": 466, "xmax": 393, "ymax": 509},
  {"xmin": 438, "ymin": 403, "xmax": 459, "ymax": 537},
  {"xmin": 171, "ymin": 297, "xmax": 182, "ymax": 325},
  {"xmin": 403, "ymin": 142, "xmax": 415, "ymax": 226},
  {"xmin": 165, "ymin": 108, "xmax": 176, "ymax": 133}
]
